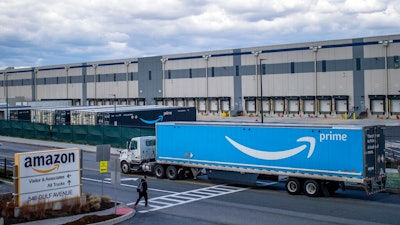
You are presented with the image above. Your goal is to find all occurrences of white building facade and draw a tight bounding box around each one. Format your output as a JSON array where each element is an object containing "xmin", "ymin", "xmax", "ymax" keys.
[{"xmin": 1, "ymin": 34, "xmax": 400, "ymax": 118}]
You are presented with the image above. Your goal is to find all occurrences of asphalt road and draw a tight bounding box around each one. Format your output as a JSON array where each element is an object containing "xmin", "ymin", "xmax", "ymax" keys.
[
  {"xmin": 81, "ymin": 166, "xmax": 400, "ymax": 225},
  {"xmin": 1, "ymin": 140, "xmax": 400, "ymax": 225}
]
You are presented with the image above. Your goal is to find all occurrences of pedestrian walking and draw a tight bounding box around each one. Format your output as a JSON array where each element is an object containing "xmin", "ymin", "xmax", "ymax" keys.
[{"xmin": 134, "ymin": 175, "xmax": 148, "ymax": 208}]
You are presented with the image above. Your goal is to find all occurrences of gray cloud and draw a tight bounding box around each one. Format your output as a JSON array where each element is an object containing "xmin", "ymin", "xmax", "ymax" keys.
[{"xmin": 0, "ymin": 0, "xmax": 399, "ymax": 69}]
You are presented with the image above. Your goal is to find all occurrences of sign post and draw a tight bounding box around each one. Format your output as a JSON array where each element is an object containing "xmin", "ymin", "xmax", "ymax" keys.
[{"xmin": 96, "ymin": 145, "xmax": 110, "ymax": 198}]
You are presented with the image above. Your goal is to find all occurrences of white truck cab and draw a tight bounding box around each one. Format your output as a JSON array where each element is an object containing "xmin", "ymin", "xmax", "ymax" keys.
[{"xmin": 119, "ymin": 136, "xmax": 156, "ymax": 173}]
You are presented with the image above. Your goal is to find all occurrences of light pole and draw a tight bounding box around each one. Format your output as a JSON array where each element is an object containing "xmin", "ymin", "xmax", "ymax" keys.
[
  {"xmin": 161, "ymin": 58, "xmax": 168, "ymax": 99},
  {"xmin": 379, "ymin": 40, "xmax": 393, "ymax": 118},
  {"xmin": 34, "ymin": 68, "xmax": 38, "ymax": 101},
  {"xmin": 203, "ymin": 55, "xmax": 211, "ymax": 114},
  {"xmin": 93, "ymin": 64, "xmax": 98, "ymax": 103},
  {"xmin": 124, "ymin": 61, "xmax": 130, "ymax": 101},
  {"xmin": 65, "ymin": 66, "xmax": 69, "ymax": 101},
  {"xmin": 259, "ymin": 58, "xmax": 267, "ymax": 123},
  {"xmin": 4, "ymin": 73, "xmax": 8, "ymax": 120},
  {"xmin": 252, "ymin": 51, "xmax": 261, "ymax": 115},
  {"xmin": 310, "ymin": 46, "xmax": 321, "ymax": 116},
  {"xmin": 111, "ymin": 94, "xmax": 117, "ymax": 126}
]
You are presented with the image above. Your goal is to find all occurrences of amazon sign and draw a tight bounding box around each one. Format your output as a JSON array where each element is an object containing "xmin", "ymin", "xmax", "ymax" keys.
[{"xmin": 15, "ymin": 148, "xmax": 81, "ymax": 206}]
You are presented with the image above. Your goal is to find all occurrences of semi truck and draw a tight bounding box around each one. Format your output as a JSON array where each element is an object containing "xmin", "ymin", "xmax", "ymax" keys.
[{"xmin": 119, "ymin": 121, "xmax": 386, "ymax": 197}]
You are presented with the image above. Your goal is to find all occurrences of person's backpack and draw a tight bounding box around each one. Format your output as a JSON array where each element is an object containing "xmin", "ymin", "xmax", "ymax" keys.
[{"xmin": 137, "ymin": 181, "xmax": 143, "ymax": 192}]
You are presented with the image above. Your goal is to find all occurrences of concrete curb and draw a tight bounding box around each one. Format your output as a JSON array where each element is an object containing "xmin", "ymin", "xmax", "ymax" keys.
[
  {"xmin": 12, "ymin": 205, "xmax": 136, "ymax": 225},
  {"xmin": 83, "ymin": 206, "xmax": 135, "ymax": 225}
]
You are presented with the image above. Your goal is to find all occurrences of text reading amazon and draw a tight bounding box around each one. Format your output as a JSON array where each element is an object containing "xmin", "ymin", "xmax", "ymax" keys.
[{"xmin": 14, "ymin": 148, "xmax": 81, "ymax": 206}]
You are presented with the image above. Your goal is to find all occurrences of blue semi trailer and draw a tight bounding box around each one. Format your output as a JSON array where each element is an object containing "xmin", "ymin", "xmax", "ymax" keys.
[{"xmin": 119, "ymin": 121, "xmax": 386, "ymax": 196}]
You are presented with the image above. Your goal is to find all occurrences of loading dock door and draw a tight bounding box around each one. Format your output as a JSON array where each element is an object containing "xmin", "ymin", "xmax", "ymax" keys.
[
  {"xmin": 245, "ymin": 98, "xmax": 256, "ymax": 113},
  {"xmin": 391, "ymin": 99, "xmax": 400, "ymax": 114},
  {"xmin": 198, "ymin": 99, "xmax": 206, "ymax": 111},
  {"xmin": 176, "ymin": 99, "xmax": 185, "ymax": 106},
  {"xmin": 319, "ymin": 99, "xmax": 331, "ymax": 113},
  {"xmin": 165, "ymin": 99, "xmax": 173, "ymax": 106},
  {"xmin": 155, "ymin": 99, "xmax": 163, "ymax": 105},
  {"xmin": 303, "ymin": 100, "xmax": 315, "ymax": 113},
  {"xmin": 335, "ymin": 99, "xmax": 348, "ymax": 113},
  {"xmin": 288, "ymin": 99, "xmax": 299, "ymax": 113},
  {"xmin": 187, "ymin": 99, "xmax": 195, "ymax": 107},
  {"xmin": 210, "ymin": 99, "xmax": 218, "ymax": 112},
  {"xmin": 273, "ymin": 98, "xmax": 284, "ymax": 113},
  {"xmin": 262, "ymin": 99, "xmax": 270, "ymax": 113},
  {"xmin": 371, "ymin": 99, "xmax": 385, "ymax": 114},
  {"xmin": 221, "ymin": 99, "xmax": 230, "ymax": 112}
]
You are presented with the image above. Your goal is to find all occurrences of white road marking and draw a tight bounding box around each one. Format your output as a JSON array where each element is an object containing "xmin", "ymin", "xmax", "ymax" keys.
[
  {"xmin": 83, "ymin": 176, "xmax": 278, "ymax": 213},
  {"xmin": 131, "ymin": 184, "xmax": 249, "ymax": 213},
  {"xmin": 104, "ymin": 177, "xmax": 138, "ymax": 182}
]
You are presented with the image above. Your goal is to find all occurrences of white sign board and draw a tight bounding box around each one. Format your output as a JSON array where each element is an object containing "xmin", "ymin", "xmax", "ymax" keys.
[{"xmin": 15, "ymin": 148, "xmax": 81, "ymax": 206}]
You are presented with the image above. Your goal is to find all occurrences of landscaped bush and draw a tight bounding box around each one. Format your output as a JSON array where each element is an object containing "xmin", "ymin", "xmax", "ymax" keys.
[{"xmin": 0, "ymin": 193, "xmax": 115, "ymax": 225}]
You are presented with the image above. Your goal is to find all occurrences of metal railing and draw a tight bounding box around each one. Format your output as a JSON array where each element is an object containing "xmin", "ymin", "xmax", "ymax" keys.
[{"xmin": 0, "ymin": 154, "xmax": 14, "ymax": 180}]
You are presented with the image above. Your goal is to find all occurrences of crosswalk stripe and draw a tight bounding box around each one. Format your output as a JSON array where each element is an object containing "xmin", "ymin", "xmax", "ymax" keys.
[{"xmin": 132, "ymin": 184, "xmax": 248, "ymax": 213}]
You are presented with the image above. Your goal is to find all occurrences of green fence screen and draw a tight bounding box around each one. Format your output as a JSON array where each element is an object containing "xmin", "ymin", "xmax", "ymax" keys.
[{"xmin": 0, "ymin": 120, "xmax": 155, "ymax": 148}]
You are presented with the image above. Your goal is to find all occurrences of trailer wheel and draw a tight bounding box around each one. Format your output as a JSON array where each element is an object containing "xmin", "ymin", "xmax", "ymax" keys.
[
  {"xmin": 154, "ymin": 165, "xmax": 165, "ymax": 179},
  {"xmin": 166, "ymin": 165, "xmax": 178, "ymax": 180},
  {"xmin": 303, "ymin": 179, "xmax": 321, "ymax": 197},
  {"xmin": 121, "ymin": 161, "xmax": 130, "ymax": 174},
  {"xmin": 285, "ymin": 178, "xmax": 302, "ymax": 195}
]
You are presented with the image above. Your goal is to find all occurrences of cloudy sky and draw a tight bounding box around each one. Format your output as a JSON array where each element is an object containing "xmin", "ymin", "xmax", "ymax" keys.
[{"xmin": 0, "ymin": 0, "xmax": 399, "ymax": 69}]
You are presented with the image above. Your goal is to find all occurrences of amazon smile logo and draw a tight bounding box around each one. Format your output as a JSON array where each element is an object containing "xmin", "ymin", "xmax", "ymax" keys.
[
  {"xmin": 225, "ymin": 136, "xmax": 316, "ymax": 160},
  {"xmin": 139, "ymin": 115, "xmax": 164, "ymax": 124},
  {"xmin": 24, "ymin": 152, "xmax": 76, "ymax": 174}
]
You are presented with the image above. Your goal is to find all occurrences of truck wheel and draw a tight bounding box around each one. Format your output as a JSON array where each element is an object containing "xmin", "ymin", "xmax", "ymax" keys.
[
  {"xmin": 121, "ymin": 161, "xmax": 130, "ymax": 174},
  {"xmin": 327, "ymin": 181, "xmax": 339, "ymax": 195},
  {"xmin": 154, "ymin": 165, "xmax": 165, "ymax": 179},
  {"xmin": 285, "ymin": 178, "xmax": 302, "ymax": 195},
  {"xmin": 303, "ymin": 179, "xmax": 321, "ymax": 197},
  {"xmin": 166, "ymin": 165, "xmax": 178, "ymax": 180}
]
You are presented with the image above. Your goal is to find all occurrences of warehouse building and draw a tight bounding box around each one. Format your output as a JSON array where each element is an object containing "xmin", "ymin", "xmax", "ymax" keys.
[{"xmin": 1, "ymin": 34, "xmax": 399, "ymax": 119}]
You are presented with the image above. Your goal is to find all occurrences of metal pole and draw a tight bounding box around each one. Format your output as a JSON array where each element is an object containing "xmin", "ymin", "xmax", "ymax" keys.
[
  {"xmin": 203, "ymin": 55, "xmax": 211, "ymax": 114},
  {"xmin": 161, "ymin": 58, "xmax": 167, "ymax": 99},
  {"xmin": 5, "ymin": 73, "xmax": 8, "ymax": 120},
  {"xmin": 384, "ymin": 44, "xmax": 389, "ymax": 118},
  {"xmin": 65, "ymin": 66, "xmax": 69, "ymax": 101},
  {"xmin": 259, "ymin": 59, "xmax": 264, "ymax": 123},
  {"xmin": 113, "ymin": 94, "xmax": 117, "ymax": 126},
  {"xmin": 125, "ymin": 61, "xmax": 130, "ymax": 102},
  {"xmin": 93, "ymin": 64, "xmax": 98, "ymax": 102},
  {"xmin": 253, "ymin": 51, "xmax": 260, "ymax": 115}
]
